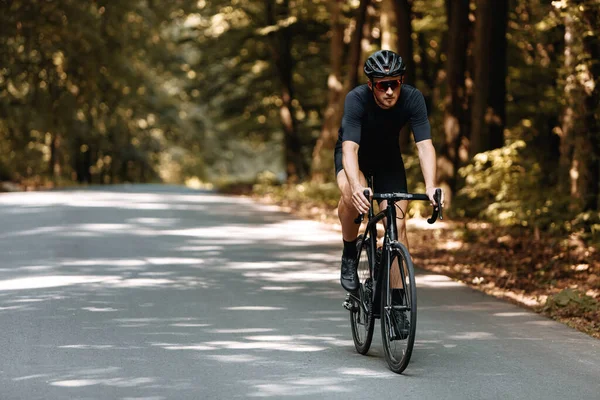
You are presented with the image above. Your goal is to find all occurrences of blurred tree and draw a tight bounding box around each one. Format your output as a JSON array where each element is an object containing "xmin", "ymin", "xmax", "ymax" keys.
[
  {"xmin": 310, "ymin": 0, "xmax": 370, "ymax": 182},
  {"xmin": 437, "ymin": 0, "xmax": 470, "ymax": 201},
  {"xmin": 391, "ymin": 0, "xmax": 416, "ymax": 150},
  {"xmin": 470, "ymin": 0, "xmax": 508, "ymax": 156},
  {"xmin": 265, "ymin": 0, "xmax": 308, "ymax": 182},
  {"xmin": 0, "ymin": 0, "xmax": 194, "ymax": 186},
  {"xmin": 556, "ymin": 0, "xmax": 600, "ymax": 212}
]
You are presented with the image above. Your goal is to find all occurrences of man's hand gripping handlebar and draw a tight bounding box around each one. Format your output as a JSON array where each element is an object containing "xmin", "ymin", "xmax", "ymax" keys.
[{"xmin": 354, "ymin": 188, "xmax": 444, "ymax": 225}]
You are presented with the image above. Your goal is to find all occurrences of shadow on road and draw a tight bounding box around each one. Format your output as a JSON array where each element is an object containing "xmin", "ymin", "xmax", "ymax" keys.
[{"xmin": 0, "ymin": 186, "xmax": 598, "ymax": 399}]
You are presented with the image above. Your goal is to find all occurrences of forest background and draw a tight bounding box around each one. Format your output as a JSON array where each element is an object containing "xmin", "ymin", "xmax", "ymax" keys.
[{"xmin": 1, "ymin": 0, "xmax": 598, "ymax": 336}]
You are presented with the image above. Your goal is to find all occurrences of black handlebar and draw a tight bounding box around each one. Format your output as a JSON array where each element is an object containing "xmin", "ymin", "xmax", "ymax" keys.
[{"xmin": 354, "ymin": 188, "xmax": 443, "ymax": 225}]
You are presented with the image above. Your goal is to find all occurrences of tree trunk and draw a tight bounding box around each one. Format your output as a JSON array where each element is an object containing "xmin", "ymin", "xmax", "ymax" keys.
[
  {"xmin": 392, "ymin": 0, "xmax": 416, "ymax": 151},
  {"xmin": 346, "ymin": 0, "xmax": 371, "ymax": 91},
  {"xmin": 579, "ymin": 3, "xmax": 600, "ymax": 211},
  {"xmin": 469, "ymin": 0, "xmax": 492, "ymax": 157},
  {"xmin": 266, "ymin": 0, "xmax": 307, "ymax": 183},
  {"xmin": 310, "ymin": 0, "xmax": 370, "ymax": 182},
  {"xmin": 438, "ymin": 0, "xmax": 470, "ymax": 202},
  {"xmin": 487, "ymin": 0, "xmax": 508, "ymax": 151},
  {"xmin": 380, "ymin": 0, "xmax": 395, "ymax": 50},
  {"xmin": 470, "ymin": 0, "xmax": 507, "ymax": 157},
  {"xmin": 310, "ymin": 0, "xmax": 343, "ymax": 183},
  {"xmin": 392, "ymin": 0, "xmax": 415, "ymax": 86},
  {"xmin": 559, "ymin": 3, "xmax": 600, "ymax": 211}
]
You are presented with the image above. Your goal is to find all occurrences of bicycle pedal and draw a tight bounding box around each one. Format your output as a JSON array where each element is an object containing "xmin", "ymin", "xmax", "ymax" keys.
[{"xmin": 343, "ymin": 300, "xmax": 355, "ymax": 311}]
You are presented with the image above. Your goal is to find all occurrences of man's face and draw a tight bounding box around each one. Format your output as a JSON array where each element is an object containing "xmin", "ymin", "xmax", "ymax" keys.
[{"xmin": 368, "ymin": 77, "xmax": 402, "ymax": 109}]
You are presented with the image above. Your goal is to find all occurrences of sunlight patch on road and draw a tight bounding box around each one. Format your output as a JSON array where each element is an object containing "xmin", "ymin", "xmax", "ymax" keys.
[
  {"xmin": 175, "ymin": 245, "xmax": 223, "ymax": 251},
  {"xmin": 51, "ymin": 379, "xmax": 98, "ymax": 387},
  {"xmin": 51, "ymin": 377, "xmax": 155, "ymax": 388},
  {"xmin": 206, "ymin": 328, "xmax": 274, "ymax": 334},
  {"xmin": 243, "ymin": 269, "xmax": 338, "ymax": 283},
  {"xmin": 206, "ymin": 341, "xmax": 326, "ymax": 352},
  {"xmin": 448, "ymin": 331, "xmax": 496, "ymax": 340},
  {"xmin": 416, "ymin": 274, "xmax": 464, "ymax": 288},
  {"xmin": 127, "ymin": 217, "xmax": 180, "ymax": 226},
  {"xmin": 12, "ymin": 374, "xmax": 51, "ymax": 381},
  {"xmin": 0, "ymin": 275, "xmax": 119, "ymax": 291},
  {"xmin": 1, "ymin": 226, "xmax": 63, "ymax": 238},
  {"xmin": 225, "ymin": 306, "xmax": 285, "ymax": 311},
  {"xmin": 260, "ymin": 285, "xmax": 305, "ymax": 291},
  {"xmin": 493, "ymin": 312, "xmax": 531, "ymax": 317},
  {"xmin": 248, "ymin": 377, "xmax": 351, "ymax": 397},
  {"xmin": 207, "ymin": 354, "xmax": 262, "ymax": 363},
  {"xmin": 163, "ymin": 220, "xmax": 340, "ymax": 244},
  {"xmin": 61, "ymin": 257, "xmax": 204, "ymax": 267},
  {"xmin": 62, "ymin": 259, "xmax": 147, "ymax": 267},
  {"xmin": 82, "ymin": 307, "xmax": 119, "ymax": 312},
  {"xmin": 0, "ymin": 274, "xmax": 214, "ymax": 291},
  {"xmin": 156, "ymin": 344, "xmax": 217, "ymax": 351},
  {"xmin": 338, "ymin": 368, "xmax": 394, "ymax": 378},
  {"xmin": 229, "ymin": 261, "xmax": 302, "ymax": 270},
  {"xmin": 146, "ymin": 257, "xmax": 204, "ymax": 265},
  {"xmin": 246, "ymin": 334, "xmax": 352, "ymax": 348},
  {"xmin": 75, "ymin": 223, "xmax": 135, "ymax": 232},
  {"xmin": 60, "ymin": 345, "xmax": 115, "ymax": 349}
]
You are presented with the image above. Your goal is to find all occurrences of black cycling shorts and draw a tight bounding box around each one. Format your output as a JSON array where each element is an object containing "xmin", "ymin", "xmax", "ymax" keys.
[{"xmin": 334, "ymin": 143, "xmax": 408, "ymax": 194}]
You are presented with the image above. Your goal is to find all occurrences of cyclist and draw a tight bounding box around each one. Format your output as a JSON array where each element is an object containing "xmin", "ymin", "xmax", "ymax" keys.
[{"xmin": 335, "ymin": 50, "xmax": 441, "ymax": 336}]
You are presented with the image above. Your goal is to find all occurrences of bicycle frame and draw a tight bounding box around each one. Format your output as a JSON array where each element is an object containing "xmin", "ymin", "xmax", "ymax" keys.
[
  {"xmin": 358, "ymin": 184, "xmax": 441, "ymax": 318},
  {"xmin": 361, "ymin": 196, "xmax": 401, "ymax": 317}
]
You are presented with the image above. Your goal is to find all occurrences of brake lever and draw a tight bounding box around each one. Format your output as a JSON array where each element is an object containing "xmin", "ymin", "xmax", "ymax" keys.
[
  {"xmin": 353, "ymin": 189, "xmax": 371, "ymax": 224},
  {"xmin": 427, "ymin": 188, "xmax": 443, "ymax": 224}
]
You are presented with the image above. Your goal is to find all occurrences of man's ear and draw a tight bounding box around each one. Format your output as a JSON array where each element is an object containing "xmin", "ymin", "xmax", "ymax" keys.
[{"xmin": 367, "ymin": 81, "xmax": 372, "ymax": 90}]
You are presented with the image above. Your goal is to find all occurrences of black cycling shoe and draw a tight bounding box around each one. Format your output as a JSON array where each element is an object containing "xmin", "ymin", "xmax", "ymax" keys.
[{"xmin": 340, "ymin": 256, "xmax": 359, "ymax": 292}]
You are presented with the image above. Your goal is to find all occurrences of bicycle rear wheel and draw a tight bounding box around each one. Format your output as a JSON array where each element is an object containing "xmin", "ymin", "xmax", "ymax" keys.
[
  {"xmin": 349, "ymin": 235, "xmax": 375, "ymax": 355},
  {"xmin": 380, "ymin": 242, "xmax": 417, "ymax": 374}
]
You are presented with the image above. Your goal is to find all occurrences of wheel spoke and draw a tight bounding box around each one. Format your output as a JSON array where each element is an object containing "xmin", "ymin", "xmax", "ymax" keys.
[
  {"xmin": 349, "ymin": 235, "xmax": 375, "ymax": 355},
  {"xmin": 381, "ymin": 245, "xmax": 417, "ymax": 374}
]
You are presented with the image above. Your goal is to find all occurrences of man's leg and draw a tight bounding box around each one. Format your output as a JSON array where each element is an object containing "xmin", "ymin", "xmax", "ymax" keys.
[
  {"xmin": 336, "ymin": 170, "xmax": 368, "ymax": 241},
  {"xmin": 336, "ymin": 169, "xmax": 368, "ymax": 291}
]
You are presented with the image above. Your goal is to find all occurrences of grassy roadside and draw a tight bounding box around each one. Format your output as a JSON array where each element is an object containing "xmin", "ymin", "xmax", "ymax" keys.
[{"xmin": 220, "ymin": 181, "xmax": 600, "ymax": 339}]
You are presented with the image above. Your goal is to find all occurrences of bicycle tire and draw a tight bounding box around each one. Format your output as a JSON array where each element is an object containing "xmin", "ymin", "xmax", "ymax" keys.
[
  {"xmin": 350, "ymin": 235, "xmax": 375, "ymax": 355},
  {"xmin": 380, "ymin": 242, "xmax": 417, "ymax": 374}
]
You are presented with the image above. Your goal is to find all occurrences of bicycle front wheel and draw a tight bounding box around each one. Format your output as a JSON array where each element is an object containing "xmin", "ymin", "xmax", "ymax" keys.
[
  {"xmin": 349, "ymin": 235, "xmax": 375, "ymax": 355},
  {"xmin": 380, "ymin": 242, "xmax": 417, "ymax": 374}
]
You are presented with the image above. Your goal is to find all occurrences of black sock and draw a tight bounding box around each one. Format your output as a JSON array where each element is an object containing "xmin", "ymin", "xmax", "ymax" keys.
[
  {"xmin": 392, "ymin": 288, "xmax": 405, "ymax": 305},
  {"xmin": 342, "ymin": 238, "xmax": 358, "ymax": 259}
]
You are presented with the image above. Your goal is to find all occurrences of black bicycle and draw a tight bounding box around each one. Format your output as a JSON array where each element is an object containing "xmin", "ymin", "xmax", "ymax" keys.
[{"xmin": 343, "ymin": 184, "xmax": 442, "ymax": 374}]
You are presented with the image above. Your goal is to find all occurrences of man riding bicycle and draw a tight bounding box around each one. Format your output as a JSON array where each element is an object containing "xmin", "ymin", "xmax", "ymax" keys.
[{"xmin": 335, "ymin": 50, "xmax": 441, "ymax": 324}]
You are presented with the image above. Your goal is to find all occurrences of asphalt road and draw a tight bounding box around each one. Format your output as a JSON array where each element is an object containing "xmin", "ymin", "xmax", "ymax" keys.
[{"xmin": 0, "ymin": 185, "xmax": 598, "ymax": 400}]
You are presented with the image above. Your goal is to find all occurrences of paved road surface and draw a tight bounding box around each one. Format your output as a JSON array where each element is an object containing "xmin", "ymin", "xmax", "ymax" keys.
[{"xmin": 0, "ymin": 185, "xmax": 598, "ymax": 399}]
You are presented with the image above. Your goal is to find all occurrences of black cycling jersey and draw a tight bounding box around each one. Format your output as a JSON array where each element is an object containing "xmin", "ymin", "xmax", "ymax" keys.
[{"xmin": 334, "ymin": 84, "xmax": 431, "ymax": 193}]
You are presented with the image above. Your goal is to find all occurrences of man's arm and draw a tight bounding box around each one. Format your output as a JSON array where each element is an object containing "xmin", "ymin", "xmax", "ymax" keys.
[
  {"xmin": 415, "ymin": 139, "xmax": 440, "ymax": 206},
  {"xmin": 342, "ymin": 141, "xmax": 370, "ymax": 213}
]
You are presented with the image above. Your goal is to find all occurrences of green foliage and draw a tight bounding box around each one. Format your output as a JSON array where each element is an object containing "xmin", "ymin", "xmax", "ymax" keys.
[
  {"xmin": 572, "ymin": 212, "xmax": 600, "ymax": 246},
  {"xmin": 455, "ymin": 140, "xmax": 572, "ymax": 231},
  {"xmin": 253, "ymin": 175, "xmax": 340, "ymax": 209},
  {"xmin": 544, "ymin": 288, "xmax": 599, "ymax": 315},
  {"xmin": 0, "ymin": 0, "xmax": 197, "ymax": 185}
]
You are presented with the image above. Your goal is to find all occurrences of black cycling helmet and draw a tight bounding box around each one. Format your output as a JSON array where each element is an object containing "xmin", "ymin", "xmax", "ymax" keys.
[{"xmin": 363, "ymin": 50, "xmax": 406, "ymax": 79}]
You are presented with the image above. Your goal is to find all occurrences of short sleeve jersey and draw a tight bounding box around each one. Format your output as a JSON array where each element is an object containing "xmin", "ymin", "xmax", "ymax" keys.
[{"xmin": 336, "ymin": 84, "xmax": 431, "ymax": 173}]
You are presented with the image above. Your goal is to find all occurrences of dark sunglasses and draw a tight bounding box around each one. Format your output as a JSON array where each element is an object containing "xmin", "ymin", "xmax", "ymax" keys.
[{"xmin": 373, "ymin": 79, "xmax": 402, "ymax": 92}]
